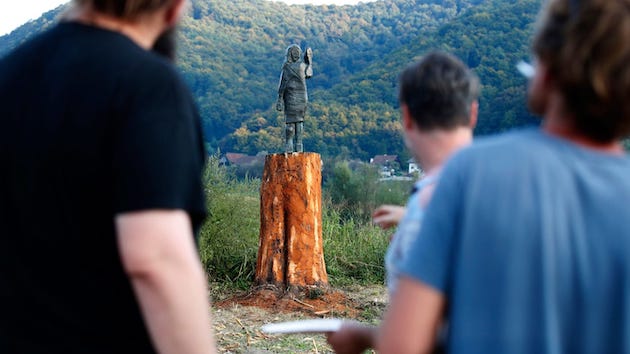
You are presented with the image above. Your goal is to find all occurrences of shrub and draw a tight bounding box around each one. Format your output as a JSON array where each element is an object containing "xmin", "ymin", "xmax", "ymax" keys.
[
  {"xmin": 325, "ymin": 161, "xmax": 412, "ymax": 222},
  {"xmin": 374, "ymin": 178, "xmax": 414, "ymax": 206}
]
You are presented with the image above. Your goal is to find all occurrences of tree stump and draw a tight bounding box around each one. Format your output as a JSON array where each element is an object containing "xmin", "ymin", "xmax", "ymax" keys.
[{"xmin": 255, "ymin": 153, "xmax": 328, "ymax": 289}]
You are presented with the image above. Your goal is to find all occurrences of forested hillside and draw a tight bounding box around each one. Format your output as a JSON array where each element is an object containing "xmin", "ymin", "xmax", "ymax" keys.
[
  {"xmin": 225, "ymin": 0, "xmax": 542, "ymax": 158},
  {"xmin": 0, "ymin": 0, "xmax": 542, "ymax": 160}
]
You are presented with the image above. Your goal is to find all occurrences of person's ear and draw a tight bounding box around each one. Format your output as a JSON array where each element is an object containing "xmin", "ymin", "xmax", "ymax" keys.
[
  {"xmin": 469, "ymin": 100, "xmax": 478, "ymax": 129},
  {"xmin": 164, "ymin": 0, "xmax": 186, "ymax": 26}
]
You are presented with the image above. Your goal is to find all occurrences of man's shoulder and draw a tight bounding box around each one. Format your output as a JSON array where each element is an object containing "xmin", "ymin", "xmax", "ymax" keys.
[
  {"xmin": 450, "ymin": 129, "xmax": 545, "ymax": 167},
  {"xmin": 0, "ymin": 23, "xmax": 61, "ymax": 69},
  {"xmin": 88, "ymin": 33, "xmax": 184, "ymax": 96},
  {"xmin": 124, "ymin": 51, "xmax": 180, "ymax": 86},
  {"xmin": 447, "ymin": 128, "xmax": 630, "ymax": 190},
  {"xmin": 470, "ymin": 128, "xmax": 543, "ymax": 152},
  {"xmin": 63, "ymin": 21, "xmax": 180, "ymax": 83},
  {"xmin": 464, "ymin": 128, "xmax": 630, "ymax": 166},
  {"xmin": 1, "ymin": 22, "xmax": 177, "ymax": 81}
]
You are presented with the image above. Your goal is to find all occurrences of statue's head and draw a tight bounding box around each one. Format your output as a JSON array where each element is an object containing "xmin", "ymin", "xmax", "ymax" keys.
[{"xmin": 286, "ymin": 45, "xmax": 301, "ymax": 63}]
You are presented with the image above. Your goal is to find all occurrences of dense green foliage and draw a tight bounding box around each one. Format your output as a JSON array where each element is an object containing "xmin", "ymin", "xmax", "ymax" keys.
[
  {"xmin": 0, "ymin": 0, "xmax": 543, "ymax": 160},
  {"xmin": 176, "ymin": 0, "xmax": 486, "ymax": 145},
  {"xmin": 325, "ymin": 161, "xmax": 412, "ymax": 221},
  {"xmin": 199, "ymin": 156, "xmax": 405, "ymax": 288},
  {"xmin": 227, "ymin": 0, "xmax": 543, "ymax": 159}
]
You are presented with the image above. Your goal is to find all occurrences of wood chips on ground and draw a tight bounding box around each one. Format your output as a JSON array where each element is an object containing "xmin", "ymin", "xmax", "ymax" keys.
[{"xmin": 211, "ymin": 284, "xmax": 388, "ymax": 353}]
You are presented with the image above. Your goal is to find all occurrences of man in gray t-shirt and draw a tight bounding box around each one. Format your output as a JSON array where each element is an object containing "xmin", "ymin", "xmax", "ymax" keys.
[
  {"xmin": 327, "ymin": 52, "xmax": 479, "ymax": 354},
  {"xmin": 373, "ymin": 1, "xmax": 630, "ymax": 353}
]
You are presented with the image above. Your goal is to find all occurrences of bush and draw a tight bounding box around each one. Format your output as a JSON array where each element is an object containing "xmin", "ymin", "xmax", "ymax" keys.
[
  {"xmin": 325, "ymin": 161, "xmax": 412, "ymax": 222},
  {"xmin": 326, "ymin": 162, "xmax": 378, "ymax": 221},
  {"xmin": 375, "ymin": 179, "xmax": 414, "ymax": 205}
]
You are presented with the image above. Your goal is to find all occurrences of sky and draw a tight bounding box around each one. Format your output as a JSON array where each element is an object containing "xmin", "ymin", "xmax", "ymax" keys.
[{"xmin": 0, "ymin": 0, "xmax": 376, "ymax": 36}]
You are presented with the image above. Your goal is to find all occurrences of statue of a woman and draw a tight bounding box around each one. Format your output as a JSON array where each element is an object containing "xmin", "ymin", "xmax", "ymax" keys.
[{"xmin": 276, "ymin": 44, "xmax": 313, "ymax": 153}]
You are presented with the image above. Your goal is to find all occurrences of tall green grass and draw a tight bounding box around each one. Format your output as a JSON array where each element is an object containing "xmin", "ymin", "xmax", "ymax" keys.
[
  {"xmin": 198, "ymin": 156, "xmax": 410, "ymax": 289},
  {"xmin": 322, "ymin": 204, "xmax": 390, "ymax": 286},
  {"xmin": 198, "ymin": 156, "xmax": 261, "ymax": 289}
]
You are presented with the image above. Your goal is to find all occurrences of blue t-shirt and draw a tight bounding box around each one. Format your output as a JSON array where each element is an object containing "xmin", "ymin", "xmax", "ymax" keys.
[
  {"xmin": 385, "ymin": 175, "xmax": 436, "ymax": 295},
  {"xmin": 398, "ymin": 129, "xmax": 630, "ymax": 354}
]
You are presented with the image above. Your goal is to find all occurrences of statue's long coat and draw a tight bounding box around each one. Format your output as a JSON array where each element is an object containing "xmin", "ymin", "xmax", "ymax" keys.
[{"xmin": 278, "ymin": 62, "xmax": 310, "ymax": 123}]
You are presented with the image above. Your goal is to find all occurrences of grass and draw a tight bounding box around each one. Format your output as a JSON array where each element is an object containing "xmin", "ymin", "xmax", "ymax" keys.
[
  {"xmin": 211, "ymin": 284, "xmax": 386, "ymax": 353},
  {"xmin": 199, "ymin": 157, "xmax": 409, "ymax": 290},
  {"xmin": 200, "ymin": 157, "xmax": 394, "ymax": 352},
  {"xmin": 322, "ymin": 206, "xmax": 389, "ymax": 286},
  {"xmin": 198, "ymin": 157, "xmax": 261, "ymax": 289}
]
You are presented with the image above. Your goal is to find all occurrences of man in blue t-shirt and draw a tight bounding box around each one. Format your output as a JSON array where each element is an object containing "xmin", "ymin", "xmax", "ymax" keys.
[
  {"xmin": 327, "ymin": 52, "xmax": 479, "ymax": 354},
  {"xmin": 373, "ymin": 1, "xmax": 630, "ymax": 353}
]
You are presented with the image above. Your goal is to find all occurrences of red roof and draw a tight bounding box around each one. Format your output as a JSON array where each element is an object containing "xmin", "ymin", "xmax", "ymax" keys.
[
  {"xmin": 225, "ymin": 153, "xmax": 264, "ymax": 166},
  {"xmin": 370, "ymin": 154, "xmax": 398, "ymax": 165},
  {"xmin": 225, "ymin": 153, "xmax": 248, "ymax": 164}
]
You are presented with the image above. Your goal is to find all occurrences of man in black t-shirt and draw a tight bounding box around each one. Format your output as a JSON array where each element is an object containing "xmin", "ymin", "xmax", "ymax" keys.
[{"xmin": 0, "ymin": 1, "xmax": 216, "ymax": 353}]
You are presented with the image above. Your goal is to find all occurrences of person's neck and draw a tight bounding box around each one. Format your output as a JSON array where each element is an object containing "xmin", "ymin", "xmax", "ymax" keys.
[
  {"xmin": 542, "ymin": 92, "xmax": 623, "ymax": 155},
  {"xmin": 65, "ymin": 5, "xmax": 163, "ymax": 49},
  {"xmin": 416, "ymin": 127, "xmax": 473, "ymax": 176}
]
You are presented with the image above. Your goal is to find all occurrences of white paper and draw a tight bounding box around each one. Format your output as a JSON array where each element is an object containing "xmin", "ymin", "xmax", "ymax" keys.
[{"xmin": 261, "ymin": 318, "xmax": 343, "ymax": 334}]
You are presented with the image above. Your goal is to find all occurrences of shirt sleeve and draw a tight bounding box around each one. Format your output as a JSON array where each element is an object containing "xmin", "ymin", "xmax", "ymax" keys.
[
  {"xmin": 111, "ymin": 61, "xmax": 207, "ymax": 229},
  {"xmin": 397, "ymin": 152, "xmax": 466, "ymax": 294}
]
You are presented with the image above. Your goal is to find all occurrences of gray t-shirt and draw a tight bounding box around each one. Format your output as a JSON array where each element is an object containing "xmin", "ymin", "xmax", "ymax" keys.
[
  {"xmin": 385, "ymin": 175, "xmax": 436, "ymax": 296},
  {"xmin": 398, "ymin": 129, "xmax": 630, "ymax": 354}
]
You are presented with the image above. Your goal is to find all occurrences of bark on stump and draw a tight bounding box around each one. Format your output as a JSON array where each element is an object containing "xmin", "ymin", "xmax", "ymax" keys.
[{"xmin": 255, "ymin": 152, "xmax": 328, "ymax": 289}]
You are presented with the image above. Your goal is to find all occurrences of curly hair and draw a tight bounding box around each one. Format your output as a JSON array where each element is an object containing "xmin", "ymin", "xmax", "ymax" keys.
[
  {"xmin": 398, "ymin": 51, "xmax": 480, "ymax": 131},
  {"xmin": 72, "ymin": 0, "xmax": 174, "ymax": 19},
  {"xmin": 533, "ymin": 0, "xmax": 630, "ymax": 142}
]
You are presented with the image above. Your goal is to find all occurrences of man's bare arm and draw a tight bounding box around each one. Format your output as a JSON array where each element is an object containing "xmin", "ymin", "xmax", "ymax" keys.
[
  {"xmin": 116, "ymin": 210, "xmax": 216, "ymax": 354},
  {"xmin": 375, "ymin": 276, "xmax": 445, "ymax": 354}
]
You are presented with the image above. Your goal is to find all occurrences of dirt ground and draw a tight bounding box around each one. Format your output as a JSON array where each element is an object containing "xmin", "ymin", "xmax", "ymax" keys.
[{"xmin": 210, "ymin": 284, "xmax": 388, "ymax": 353}]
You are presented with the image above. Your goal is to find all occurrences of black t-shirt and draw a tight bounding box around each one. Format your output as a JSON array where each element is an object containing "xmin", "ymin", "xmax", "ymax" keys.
[{"xmin": 0, "ymin": 22, "xmax": 207, "ymax": 353}]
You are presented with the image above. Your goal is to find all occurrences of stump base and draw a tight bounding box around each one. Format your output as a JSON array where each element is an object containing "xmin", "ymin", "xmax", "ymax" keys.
[{"xmin": 254, "ymin": 152, "xmax": 328, "ymax": 288}]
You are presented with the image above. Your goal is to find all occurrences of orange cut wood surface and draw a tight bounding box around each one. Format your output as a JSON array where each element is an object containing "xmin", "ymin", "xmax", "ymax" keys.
[{"xmin": 255, "ymin": 153, "xmax": 328, "ymax": 288}]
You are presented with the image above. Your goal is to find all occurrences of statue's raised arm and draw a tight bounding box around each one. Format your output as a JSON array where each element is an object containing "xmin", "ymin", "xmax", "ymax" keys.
[{"xmin": 304, "ymin": 47, "xmax": 313, "ymax": 78}]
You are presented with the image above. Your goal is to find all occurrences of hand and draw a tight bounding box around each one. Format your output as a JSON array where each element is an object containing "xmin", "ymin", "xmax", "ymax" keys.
[
  {"xmin": 276, "ymin": 99, "xmax": 283, "ymax": 111},
  {"xmin": 326, "ymin": 322, "xmax": 375, "ymax": 354},
  {"xmin": 304, "ymin": 47, "xmax": 313, "ymax": 64},
  {"xmin": 372, "ymin": 205, "xmax": 406, "ymax": 230}
]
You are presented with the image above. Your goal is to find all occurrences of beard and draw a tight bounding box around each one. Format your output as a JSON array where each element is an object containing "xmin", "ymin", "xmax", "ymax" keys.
[{"xmin": 152, "ymin": 27, "xmax": 177, "ymax": 62}]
